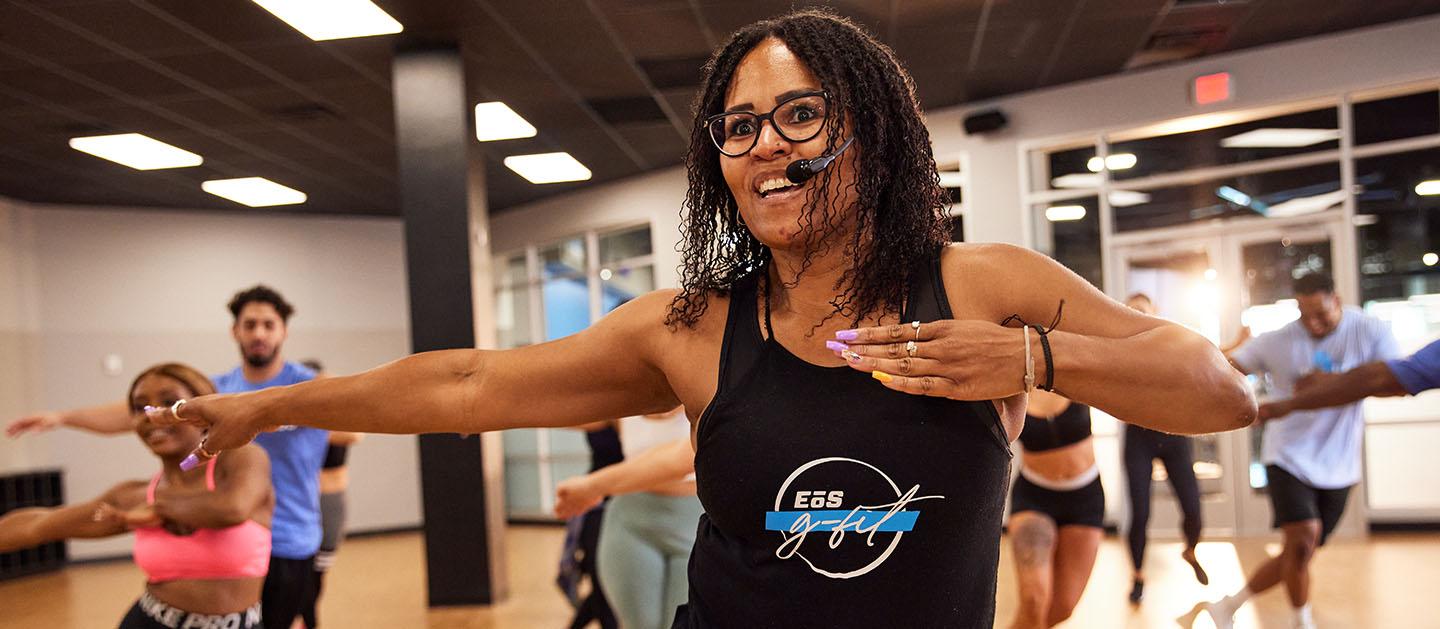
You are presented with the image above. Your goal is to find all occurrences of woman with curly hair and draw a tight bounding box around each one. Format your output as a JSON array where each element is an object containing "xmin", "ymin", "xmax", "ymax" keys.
[{"xmin": 147, "ymin": 9, "xmax": 1254, "ymax": 627}]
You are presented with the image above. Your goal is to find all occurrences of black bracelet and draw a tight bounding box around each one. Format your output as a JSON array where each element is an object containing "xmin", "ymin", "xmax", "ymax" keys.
[{"xmin": 1035, "ymin": 325, "xmax": 1054, "ymax": 391}]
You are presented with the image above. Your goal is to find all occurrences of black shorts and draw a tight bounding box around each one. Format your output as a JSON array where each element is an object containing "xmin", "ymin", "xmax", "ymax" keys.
[
  {"xmin": 1009, "ymin": 474, "xmax": 1105, "ymax": 528},
  {"xmin": 263, "ymin": 554, "xmax": 318, "ymax": 629},
  {"xmin": 118, "ymin": 591, "xmax": 262, "ymax": 629},
  {"xmin": 1266, "ymin": 465, "xmax": 1351, "ymax": 546}
]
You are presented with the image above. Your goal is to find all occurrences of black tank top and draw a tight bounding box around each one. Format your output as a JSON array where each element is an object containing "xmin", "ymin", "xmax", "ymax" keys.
[
  {"xmin": 680, "ymin": 257, "xmax": 1013, "ymax": 628},
  {"xmin": 1018, "ymin": 403, "xmax": 1092, "ymax": 453},
  {"xmin": 322, "ymin": 443, "xmax": 348, "ymax": 469},
  {"xmin": 586, "ymin": 425, "xmax": 624, "ymax": 472}
]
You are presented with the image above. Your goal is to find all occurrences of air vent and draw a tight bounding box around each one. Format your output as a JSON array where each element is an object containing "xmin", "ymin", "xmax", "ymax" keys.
[
  {"xmin": 1126, "ymin": 0, "xmax": 1248, "ymax": 69},
  {"xmin": 636, "ymin": 55, "xmax": 708, "ymax": 90},
  {"xmin": 587, "ymin": 96, "xmax": 668, "ymax": 125}
]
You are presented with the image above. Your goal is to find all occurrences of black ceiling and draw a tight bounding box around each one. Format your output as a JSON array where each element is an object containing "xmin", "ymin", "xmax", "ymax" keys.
[{"xmin": 2, "ymin": 0, "xmax": 1438, "ymax": 217}]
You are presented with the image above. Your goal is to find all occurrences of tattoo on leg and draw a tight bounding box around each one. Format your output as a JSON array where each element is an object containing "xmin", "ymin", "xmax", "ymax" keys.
[{"xmin": 1014, "ymin": 519, "xmax": 1056, "ymax": 567}]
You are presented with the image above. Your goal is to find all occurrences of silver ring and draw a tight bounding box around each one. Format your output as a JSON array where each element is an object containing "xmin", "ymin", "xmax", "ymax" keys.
[
  {"xmin": 911, "ymin": 320, "xmax": 921, "ymax": 341},
  {"xmin": 169, "ymin": 399, "xmax": 188, "ymax": 421},
  {"xmin": 905, "ymin": 340, "xmax": 917, "ymax": 357}
]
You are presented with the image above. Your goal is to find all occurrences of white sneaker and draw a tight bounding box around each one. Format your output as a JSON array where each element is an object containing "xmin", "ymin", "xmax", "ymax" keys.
[{"xmin": 1204, "ymin": 601, "xmax": 1236, "ymax": 629}]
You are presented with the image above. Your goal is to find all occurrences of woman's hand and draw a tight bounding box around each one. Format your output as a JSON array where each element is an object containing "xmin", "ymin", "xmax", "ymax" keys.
[
  {"xmin": 829, "ymin": 320, "xmax": 1032, "ymax": 401},
  {"xmin": 92, "ymin": 503, "xmax": 163, "ymax": 530},
  {"xmin": 554, "ymin": 476, "xmax": 604, "ymax": 520},
  {"xmin": 145, "ymin": 394, "xmax": 273, "ymax": 468}
]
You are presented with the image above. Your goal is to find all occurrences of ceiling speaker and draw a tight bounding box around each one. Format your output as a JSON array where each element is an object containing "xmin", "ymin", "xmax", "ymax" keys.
[{"xmin": 963, "ymin": 109, "xmax": 1008, "ymax": 135}]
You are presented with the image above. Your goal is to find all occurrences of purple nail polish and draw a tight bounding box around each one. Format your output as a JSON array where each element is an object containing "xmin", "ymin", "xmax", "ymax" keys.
[
  {"xmin": 179, "ymin": 454, "xmax": 200, "ymax": 471},
  {"xmin": 835, "ymin": 329, "xmax": 859, "ymax": 341},
  {"xmin": 825, "ymin": 340, "xmax": 849, "ymax": 352},
  {"xmin": 144, "ymin": 405, "xmax": 158, "ymax": 413}
]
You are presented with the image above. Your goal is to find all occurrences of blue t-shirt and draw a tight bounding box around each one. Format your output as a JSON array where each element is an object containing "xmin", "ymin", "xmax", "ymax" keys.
[
  {"xmin": 1387, "ymin": 339, "xmax": 1440, "ymax": 395},
  {"xmin": 213, "ymin": 361, "xmax": 327, "ymax": 559},
  {"xmin": 1233, "ymin": 306, "xmax": 1400, "ymax": 489}
]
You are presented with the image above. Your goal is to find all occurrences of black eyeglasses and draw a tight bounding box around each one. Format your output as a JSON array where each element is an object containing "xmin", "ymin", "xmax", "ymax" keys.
[{"xmin": 705, "ymin": 91, "xmax": 830, "ymax": 157}]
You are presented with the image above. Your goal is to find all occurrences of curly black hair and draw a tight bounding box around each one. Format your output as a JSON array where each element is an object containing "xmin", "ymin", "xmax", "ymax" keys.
[
  {"xmin": 228, "ymin": 285, "xmax": 295, "ymax": 322},
  {"xmin": 666, "ymin": 9, "xmax": 951, "ymax": 329}
]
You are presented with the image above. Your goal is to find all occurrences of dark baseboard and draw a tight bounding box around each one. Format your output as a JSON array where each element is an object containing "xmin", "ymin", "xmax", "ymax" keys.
[{"xmin": 1370, "ymin": 521, "xmax": 1440, "ymax": 532}]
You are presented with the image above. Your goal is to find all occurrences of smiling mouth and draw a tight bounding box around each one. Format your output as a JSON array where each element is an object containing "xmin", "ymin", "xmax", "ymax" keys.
[{"xmin": 757, "ymin": 176, "xmax": 803, "ymax": 198}]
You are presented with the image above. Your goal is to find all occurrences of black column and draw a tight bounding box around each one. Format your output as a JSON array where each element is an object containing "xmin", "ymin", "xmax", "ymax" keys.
[{"xmin": 392, "ymin": 43, "xmax": 506, "ymax": 606}]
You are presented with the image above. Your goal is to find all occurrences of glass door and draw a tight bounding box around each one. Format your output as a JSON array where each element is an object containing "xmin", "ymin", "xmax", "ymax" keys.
[
  {"xmin": 1110, "ymin": 217, "xmax": 1352, "ymax": 537},
  {"xmin": 1113, "ymin": 237, "xmax": 1236, "ymax": 535}
]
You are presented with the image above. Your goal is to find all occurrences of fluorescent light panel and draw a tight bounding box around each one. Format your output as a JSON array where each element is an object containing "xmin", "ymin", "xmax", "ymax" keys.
[
  {"xmin": 1220, "ymin": 128, "xmax": 1340, "ymax": 148},
  {"xmin": 1051, "ymin": 173, "xmax": 1102, "ymax": 189},
  {"xmin": 1045, "ymin": 205, "xmax": 1087, "ymax": 222},
  {"xmin": 1416, "ymin": 179, "xmax": 1440, "ymax": 196},
  {"xmin": 504, "ymin": 152, "xmax": 592, "ymax": 184},
  {"xmin": 475, "ymin": 102, "xmax": 537, "ymax": 141},
  {"xmin": 202, "ymin": 177, "xmax": 307, "ymax": 207},
  {"xmin": 68, "ymin": 133, "xmax": 202, "ymax": 170},
  {"xmin": 251, "ymin": 0, "xmax": 402, "ymax": 41}
]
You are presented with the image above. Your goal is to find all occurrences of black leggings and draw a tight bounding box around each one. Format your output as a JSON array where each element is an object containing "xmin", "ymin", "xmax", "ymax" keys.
[{"xmin": 1123, "ymin": 424, "xmax": 1202, "ymax": 571}]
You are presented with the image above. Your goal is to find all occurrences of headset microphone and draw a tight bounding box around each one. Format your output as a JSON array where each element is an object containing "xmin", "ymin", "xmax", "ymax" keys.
[{"xmin": 785, "ymin": 137, "xmax": 854, "ymax": 184}]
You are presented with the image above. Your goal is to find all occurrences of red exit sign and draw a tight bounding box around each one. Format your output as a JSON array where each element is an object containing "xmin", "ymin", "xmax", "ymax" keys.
[{"xmin": 1193, "ymin": 72, "xmax": 1232, "ymax": 105}]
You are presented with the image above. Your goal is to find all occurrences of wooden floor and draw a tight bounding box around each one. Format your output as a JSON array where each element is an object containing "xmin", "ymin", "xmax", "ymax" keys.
[{"xmin": 2, "ymin": 526, "xmax": 1437, "ymax": 628}]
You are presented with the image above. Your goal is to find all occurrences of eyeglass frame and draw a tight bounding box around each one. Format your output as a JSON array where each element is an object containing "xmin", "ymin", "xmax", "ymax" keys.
[{"xmin": 704, "ymin": 91, "xmax": 832, "ymax": 157}]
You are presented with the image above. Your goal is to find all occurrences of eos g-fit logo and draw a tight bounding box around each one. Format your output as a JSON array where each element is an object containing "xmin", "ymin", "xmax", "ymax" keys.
[{"xmin": 764, "ymin": 457, "xmax": 944, "ymax": 579}]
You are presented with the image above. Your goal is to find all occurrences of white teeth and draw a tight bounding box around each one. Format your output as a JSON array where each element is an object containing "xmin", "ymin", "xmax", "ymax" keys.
[{"xmin": 757, "ymin": 177, "xmax": 797, "ymax": 195}]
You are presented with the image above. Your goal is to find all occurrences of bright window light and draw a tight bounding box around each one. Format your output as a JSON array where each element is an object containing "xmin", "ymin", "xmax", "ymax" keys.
[
  {"xmin": 202, "ymin": 177, "xmax": 307, "ymax": 207},
  {"xmin": 504, "ymin": 152, "xmax": 592, "ymax": 184},
  {"xmin": 1416, "ymin": 179, "xmax": 1440, "ymax": 196},
  {"xmin": 937, "ymin": 171, "xmax": 964, "ymax": 188},
  {"xmin": 251, "ymin": 0, "xmax": 403, "ymax": 41},
  {"xmin": 68, "ymin": 133, "xmax": 202, "ymax": 170},
  {"xmin": 1220, "ymin": 128, "xmax": 1340, "ymax": 148},
  {"xmin": 1045, "ymin": 205, "xmax": 1087, "ymax": 222},
  {"xmin": 1085, "ymin": 153, "xmax": 1137, "ymax": 172},
  {"xmin": 475, "ymin": 102, "xmax": 537, "ymax": 142}
]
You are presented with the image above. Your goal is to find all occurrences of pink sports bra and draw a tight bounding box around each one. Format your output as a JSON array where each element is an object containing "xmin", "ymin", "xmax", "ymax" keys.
[{"xmin": 132, "ymin": 457, "xmax": 270, "ymax": 583}]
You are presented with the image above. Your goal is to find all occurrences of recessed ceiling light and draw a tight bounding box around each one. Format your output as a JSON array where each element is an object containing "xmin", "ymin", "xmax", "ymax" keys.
[
  {"xmin": 1416, "ymin": 179, "xmax": 1440, "ymax": 196},
  {"xmin": 202, "ymin": 177, "xmax": 307, "ymax": 207},
  {"xmin": 1220, "ymin": 128, "xmax": 1340, "ymax": 148},
  {"xmin": 1107, "ymin": 190, "xmax": 1152, "ymax": 207},
  {"xmin": 503, "ymin": 152, "xmax": 592, "ymax": 184},
  {"xmin": 1085, "ymin": 153, "xmax": 1137, "ymax": 172},
  {"xmin": 251, "ymin": 0, "xmax": 403, "ymax": 41},
  {"xmin": 68, "ymin": 133, "xmax": 202, "ymax": 170},
  {"xmin": 1045, "ymin": 205, "xmax": 1087, "ymax": 222},
  {"xmin": 1051, "ymin": 173, "xmax": 1103, "ymax": 189},
  {"xmin": 475, "ymin": 102, "xmax": 537, "ymax": 142}
]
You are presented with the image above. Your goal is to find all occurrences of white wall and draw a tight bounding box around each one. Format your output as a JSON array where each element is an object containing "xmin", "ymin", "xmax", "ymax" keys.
[
  {"xmin": 929, "ymin": 14, "xmax": 1440, "ymax": 245},
  {"xmin": 0, "ymin": 198, "xmax": 420, "ymax": 559}
]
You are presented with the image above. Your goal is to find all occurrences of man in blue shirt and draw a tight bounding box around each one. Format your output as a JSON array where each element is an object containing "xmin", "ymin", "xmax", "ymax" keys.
[
  {"xmin": 1207, "ymin": 272, "xmax": 1400, "ymax": 629},
  {"xmin": 215, "ymin": 286, "xmax": 329, "ymax": 629},
  {"xmin": 1259, "ymin": 338, "xmax": 1440, "ymax": 417},
  {"xmin": 6, "ymin": 285, "xmax": 329, "ymax": 629}
]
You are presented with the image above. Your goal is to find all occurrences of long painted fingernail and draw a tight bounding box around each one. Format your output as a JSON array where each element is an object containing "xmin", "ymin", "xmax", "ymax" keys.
[
  {"xmin": 179, "ymin": 454, "xmax": 200, "ymax": 471},
  {"xmin": 144, "ymin": 405, "xmax": 158, "ymax": 414},
  {"xmin": 872, "ymin": 370, "xmax": 893, "ymax": 383},
  {"xmin": 842, "ymin": 350, "xmax": 862, "ymax": 363},
  {"xmin": 835, "ymin": 329, "xmax": 859, "ymax": 341},
  {"xmin": 825, "ymin": 340, "xmax": 849, "ymax": 352}
]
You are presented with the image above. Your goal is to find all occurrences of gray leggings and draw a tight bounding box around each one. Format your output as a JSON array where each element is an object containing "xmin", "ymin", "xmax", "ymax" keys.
[{"xmin": 597, "ymin": 492, "xmax": 703, "ymax": 629}]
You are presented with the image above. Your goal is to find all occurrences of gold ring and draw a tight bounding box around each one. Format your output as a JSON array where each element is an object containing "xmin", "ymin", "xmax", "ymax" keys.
[
  {"xmin": 906, "ymin": 340, "xmax": 917, "ymax": 357},
  {"xmin": 169, "ymin": 399, "xmax": 188, "ymax": 421},
  {"xmin": 197, "ymin": 442, "xmax": 219, "ymax": 459},
  {"xmin": 911, "ymin": 320, "xmax": 921, "ymax": 341}
]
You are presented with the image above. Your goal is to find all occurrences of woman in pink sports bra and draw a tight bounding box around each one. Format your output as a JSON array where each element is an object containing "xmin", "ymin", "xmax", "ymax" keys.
[{"xmin": 0, "ymin": 363, "xmax": 273, "ymax": 628}]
